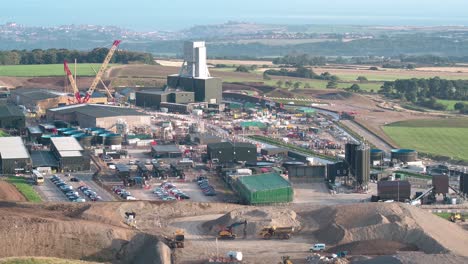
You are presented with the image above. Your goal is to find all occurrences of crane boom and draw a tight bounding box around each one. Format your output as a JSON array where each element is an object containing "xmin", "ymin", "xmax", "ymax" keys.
[
  {"xmin": 64, "ymin": 60, "xmax": 82, "ymax": 103},
  {"xmin": 91, "ymin": 65, "xmax": 114, "ymax": 101},
  {"xmin": 83, "ymin": 40, "xmax": 121, "ymax": 103}
]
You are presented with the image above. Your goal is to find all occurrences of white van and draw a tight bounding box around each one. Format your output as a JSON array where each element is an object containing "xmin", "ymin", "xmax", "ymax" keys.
[{"xmin": 310, "ymin": 243, "xmax": 326, "ymax": 252}]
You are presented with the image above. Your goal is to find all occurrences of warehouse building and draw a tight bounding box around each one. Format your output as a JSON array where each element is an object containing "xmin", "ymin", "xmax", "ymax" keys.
[
  {"xmin": 287, "ymin": 165, "xmax": 326, "ymax": 183},
  {"xmin": 0, "ymin": 104, "xmax": 25, "ymax": 129},
  {"xmin": 232, "ymin": 172, "xmax": 293, "ymax": 205},
  {"xmin": 207, "ymin": 142, "xmax": 257, "ymax": 163},
  {"xmin": 0, "ymin": 137, "xmax": 32, "ymax": 174},
  {"xmin": 135, "ymin": 89, "xmax": 195, "ymax": 109},
  {"xmin": 46, "ymin": 104, "xmax": 150, "ymax": 132},
  {"xmin": 151, "ymin": 144, "xmax": 182, "ymax": 158},
  {"xmin": 50, "ymin": 137, "xmax": 90, "ymax": 172},
  {"xmin": 10, "ymin": 89, "xmax": 107, "ymax": 115}
]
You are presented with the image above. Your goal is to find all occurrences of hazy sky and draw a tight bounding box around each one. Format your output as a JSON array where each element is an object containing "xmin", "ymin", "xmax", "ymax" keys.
[{"xmin": 2, "ymin": 0, "xmax": 468, "ymax": 30}]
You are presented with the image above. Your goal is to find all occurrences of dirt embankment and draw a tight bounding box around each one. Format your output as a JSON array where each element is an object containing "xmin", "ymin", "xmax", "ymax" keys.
[
  {"xmin": 0, "ymin": 202, "xmax": 171, "ymax": 264},
  {"xmin": 0, "ymin": 181, "xmax": 26, "ymax": 202}
]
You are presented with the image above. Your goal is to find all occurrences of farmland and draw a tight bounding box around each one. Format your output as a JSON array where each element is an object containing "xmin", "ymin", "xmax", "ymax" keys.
[
  {"xmin": 383, "ymin": 119, "xmax": 468, "ymax": 161},
  {"xmin": 0, "ymin": 64, "xmax": 117, "ymax": 77},
  {"xmin": 437, "ymin": 99, "xmax": 465, "ymax": 111}
]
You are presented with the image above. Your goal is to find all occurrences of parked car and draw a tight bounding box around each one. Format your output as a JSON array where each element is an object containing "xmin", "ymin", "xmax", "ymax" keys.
[{"xmin": 70, "ymin": 177, "xmax": 80, "ymax": 182}]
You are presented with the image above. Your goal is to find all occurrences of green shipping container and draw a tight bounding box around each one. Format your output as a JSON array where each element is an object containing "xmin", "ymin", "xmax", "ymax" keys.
[{"xmin": 233, "ymin": 172, "xmax": 293, "ymax": 205}]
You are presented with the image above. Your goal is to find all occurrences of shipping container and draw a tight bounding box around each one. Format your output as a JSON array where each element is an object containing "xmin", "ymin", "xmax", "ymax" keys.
[{"xmin": 232, "ymin": 172, "xmax": 293, "ymax": 205}]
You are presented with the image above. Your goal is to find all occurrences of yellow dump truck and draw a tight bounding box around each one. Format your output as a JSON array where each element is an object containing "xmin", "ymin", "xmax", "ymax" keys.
[{"xmin": 259, "ymin": 226, "xmax": 294, "ymax": 240}]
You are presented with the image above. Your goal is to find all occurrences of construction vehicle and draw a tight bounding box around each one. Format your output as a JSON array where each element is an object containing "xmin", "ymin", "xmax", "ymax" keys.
[
  {"xmin": 124, "ymin": 212, "xmax": 137, "ymax": 228},
  {"xmin": 217, "ymin": 220, "xmax": 247, "ymax": 240},
  {"xmin": 164, "ymin": 230, "xmax": 185, "ymax": 249},
  {"xmin": 279, "ymin": 256, "xmax": 293, "ymax": 264},
  {"xmin": 450, "ymin": 213, "xmax": 466, "ymax": 223},
  {"xmin": 259, "ymin": 226, "xmax": 294, "ymax": 240},
  {"xmin": 63, "ymin": 40, "xmax": 121, "ymax": 104}
]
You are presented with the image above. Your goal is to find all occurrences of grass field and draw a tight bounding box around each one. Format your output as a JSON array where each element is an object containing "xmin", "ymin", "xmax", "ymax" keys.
[
  {"xmin": 6, "ymin": 177, "xmax": 42, "ymax": 202},
  {"xmin": 437, "ymin": 99, "xmax": 465, "ymax": 111},
  {"xmin": 383, "ymin": 119, "xmax": 468, "ymax": 161},
  {"xmin": 0, "ymin": 64, "xmax": 117, "ymax": 77}
]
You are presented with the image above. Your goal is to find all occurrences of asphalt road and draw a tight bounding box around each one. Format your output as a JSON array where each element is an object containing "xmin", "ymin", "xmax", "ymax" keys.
[{"xmin": 34, "ymin": 177, "xmax": 68, "ymax": 202}]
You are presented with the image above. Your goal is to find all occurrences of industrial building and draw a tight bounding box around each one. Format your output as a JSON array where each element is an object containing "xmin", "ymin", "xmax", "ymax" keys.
[
  {"xmin": 377, "ymin": 181, "xmax": 411, "ymax": 201},
  {"xmin": 0, "ymin": 137, "xmax": 32, "ymax": 174},
  {"xmin": 287, "ymin": 165, "xmax": 326, "ymax": 183},
  {"xmin": 46, "ymin": 104, "xmax": 150, "ymax": 132},
  {"xmin": 192, "ymin": 133, "xmax": 222, "ymax": 145},
  {"xmin": 135, "ymin": 89, "xmax": 195, "ymax": 109},
  {"xmin": 10, "ymin": 89, "xmax": 107, "ymax": 114},
  {"xmin": 166, "ymin": 41, "xmax": 222, "ymax": 104},
  {"xmin": 0, "ymin": 104, "xmax": 25, "ymax": 129},
  {"xmin": 326, "ymin": 161, "xmax": 349, "ymax": 183},
  {"xmin": 151, "ymin": 145, "xmax": 182, "ymax": 158},
  {"xmin": 50, "ymin": 137, "xmax": 90, "ymax": 172},
  {"xmin": 232, "ymin": 172, "xmax": 293, "ymax": 205},
  {"xmin": 207, "ymin": 142, "xmax": 257, "ymax": 163}
]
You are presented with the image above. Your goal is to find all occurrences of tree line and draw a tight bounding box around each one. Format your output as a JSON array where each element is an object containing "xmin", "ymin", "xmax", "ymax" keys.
[
  {"xmin": 264, "ymin": 67, "xmax": 339, "ymax": 81},
  {"xmin": 0, "ymin": 48, "xmax": 155, "ymax": 65},
  {"xmin": 379, "ymin": 77, "xmax": 468, "ymax": 112}
]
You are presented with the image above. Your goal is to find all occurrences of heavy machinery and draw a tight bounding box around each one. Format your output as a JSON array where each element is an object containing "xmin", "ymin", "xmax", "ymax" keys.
[
  {"xmin": 124, "ymin": 211, "xmax": 137, "ymax": 228},
  {"xmin": 63, "ymin": 40, "xmax": 121, "ymax": 104},
  {"xmin": 450, "ymin": 213, "xmax": 466, "ymax": 223},
  {"xmin": 82, "ymin": 40, "xmax": 121, "ymax": 103},
  {"xmin": 279, "ymin": 256, "xmax": 293, "ymax": 264},
  {"xmin": 259, "ymin": 226, "xmax": 294, "ymax": 240},
  {"xmin": 164, "ymin": 230, "xmax": 185, "ymax": 249},
  {"xmin": 218, "ymin": 220, "xmax": 247, "ymax": 240}
]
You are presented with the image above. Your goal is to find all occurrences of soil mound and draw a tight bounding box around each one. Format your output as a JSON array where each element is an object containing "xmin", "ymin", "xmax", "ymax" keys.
[
  {"xmin": 310, "ymin": 203, "xmax": 468, "ymax": 256},
  {"xmin": 0, "ymin": 181, "xmax": 26, "ymax": 202},
  {"xmin": 316, "ymin": 91, "xmax": 352, "ymax": 100},
  {"xmin": 202, "ymin": 207, "xmax": 301, "ymax": 238},
  {"xmin": 329, "ymin": 239, "xmax": 418, "ymax": 255}
]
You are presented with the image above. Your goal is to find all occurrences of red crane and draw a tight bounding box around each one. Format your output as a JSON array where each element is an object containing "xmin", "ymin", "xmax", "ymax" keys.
[{"xmin": 63, "ymin": 60, "xmax": 82, "ymax": 103}]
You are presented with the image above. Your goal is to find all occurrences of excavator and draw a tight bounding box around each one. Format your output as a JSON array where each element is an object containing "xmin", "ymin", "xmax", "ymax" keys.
[
  {"xmin": 64, "ymin": 40, "xmax": 121, "ymax": 104},
  {"xmin": 217, "ymin": 220, "xmax": 247, "ymax": 240},
  {"xmin": 279, "ymin": 256, "xmax": 293, "ymax": 264}
]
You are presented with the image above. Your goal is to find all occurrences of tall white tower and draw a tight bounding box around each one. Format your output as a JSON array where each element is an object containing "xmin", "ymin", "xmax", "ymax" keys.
[{"xmin": 179, "ymin": 41, "xmax": 211, "ymax": 79}]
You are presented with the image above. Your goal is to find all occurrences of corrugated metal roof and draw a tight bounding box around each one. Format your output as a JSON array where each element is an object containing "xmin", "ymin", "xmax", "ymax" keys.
[
  {"xmin": 51, "ymin": 137, "xmax": 83, "ymax": 151},
  {"xmin": 12, "ymin": 89, "xmax": 65, "ymax": 101},
  {"xmin": 0, "ymin": 137, "xmax": 30, "ymax": 159},
  {"xmin": 31, "ymin": 151, "xmax": 58, "ymax": 167},
  {"xmin": 48, "ymin": 104, "xmax": 149, "ymax": 118},
  {"xmin": 152, "ymin": 144, "xmax": 181, "ymax": 153},
  {"xmin": 238, "ymin": 172, "xmax": 291, "ymax": 192},
  {"xmin": 59, "ymin": 151, "xmax": 83, "ymax": 157}
]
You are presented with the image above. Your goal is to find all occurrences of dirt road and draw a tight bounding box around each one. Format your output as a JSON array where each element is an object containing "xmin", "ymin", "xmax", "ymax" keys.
[
  {"xmin": 341, "ymin": 120, "xmax": 393, "ymax": 151},
  {"xmin": 0, "ymin": 181, "xmax": 26, "ymax": 202},
  {"xmin": 171, "ymin": 214, "xmax": 312, "ymax": 264}
]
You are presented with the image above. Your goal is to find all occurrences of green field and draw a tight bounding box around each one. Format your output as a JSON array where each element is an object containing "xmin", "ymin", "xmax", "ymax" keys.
[
  {"xmin": 6, "ymin": 177, "xmax": 42, "ymax": 202},
  {"xmin": 383, "ymin": 119, "xmax": 468, "ymax": 161},
  {"xmin": 0, "ymin": 64, "xmax": 117, "ymax": 77},
  {"xmin": 0, "ymin": 130, "xmax": 9, "ymax": 137},
  {"xmin": 437, "ymin": 99, "xmax": 466, "ymax": 111}
]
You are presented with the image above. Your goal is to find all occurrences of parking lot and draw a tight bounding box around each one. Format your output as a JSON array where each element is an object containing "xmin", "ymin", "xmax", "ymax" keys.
[
  {"xmin": 129, "ymin": 180, "xmax": 219, "ymax": 202},
  {"xmin": 35, "ymin": 173, "xmax": 116, "ymax": 202}
]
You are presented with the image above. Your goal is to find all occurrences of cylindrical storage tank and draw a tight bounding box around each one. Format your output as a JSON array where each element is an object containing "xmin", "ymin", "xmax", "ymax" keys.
[
  {"xmin": 63, "ymin": 129, "xmax": 79, "ymax": 136},
  {"xmin": 104, "ymin": 133, "xmax": 122, "ymax": 146},
  {"xmin": 78, "ymin": 135, "xmax": 93, "ymax": 147},
  {"xmin": 355, "ymin": 145, "xmax": 370, "ymax": 185},
  {"xmin": 391, "ymin": 149, "xmax": 418, "ymax": 162},
  {"xmin": 370, "ymin": 149, "xmax": 384, "ymax": 162},
  {"xmin": 97, "ymin": 133, "xmax": 108, "ymax": 145}
]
